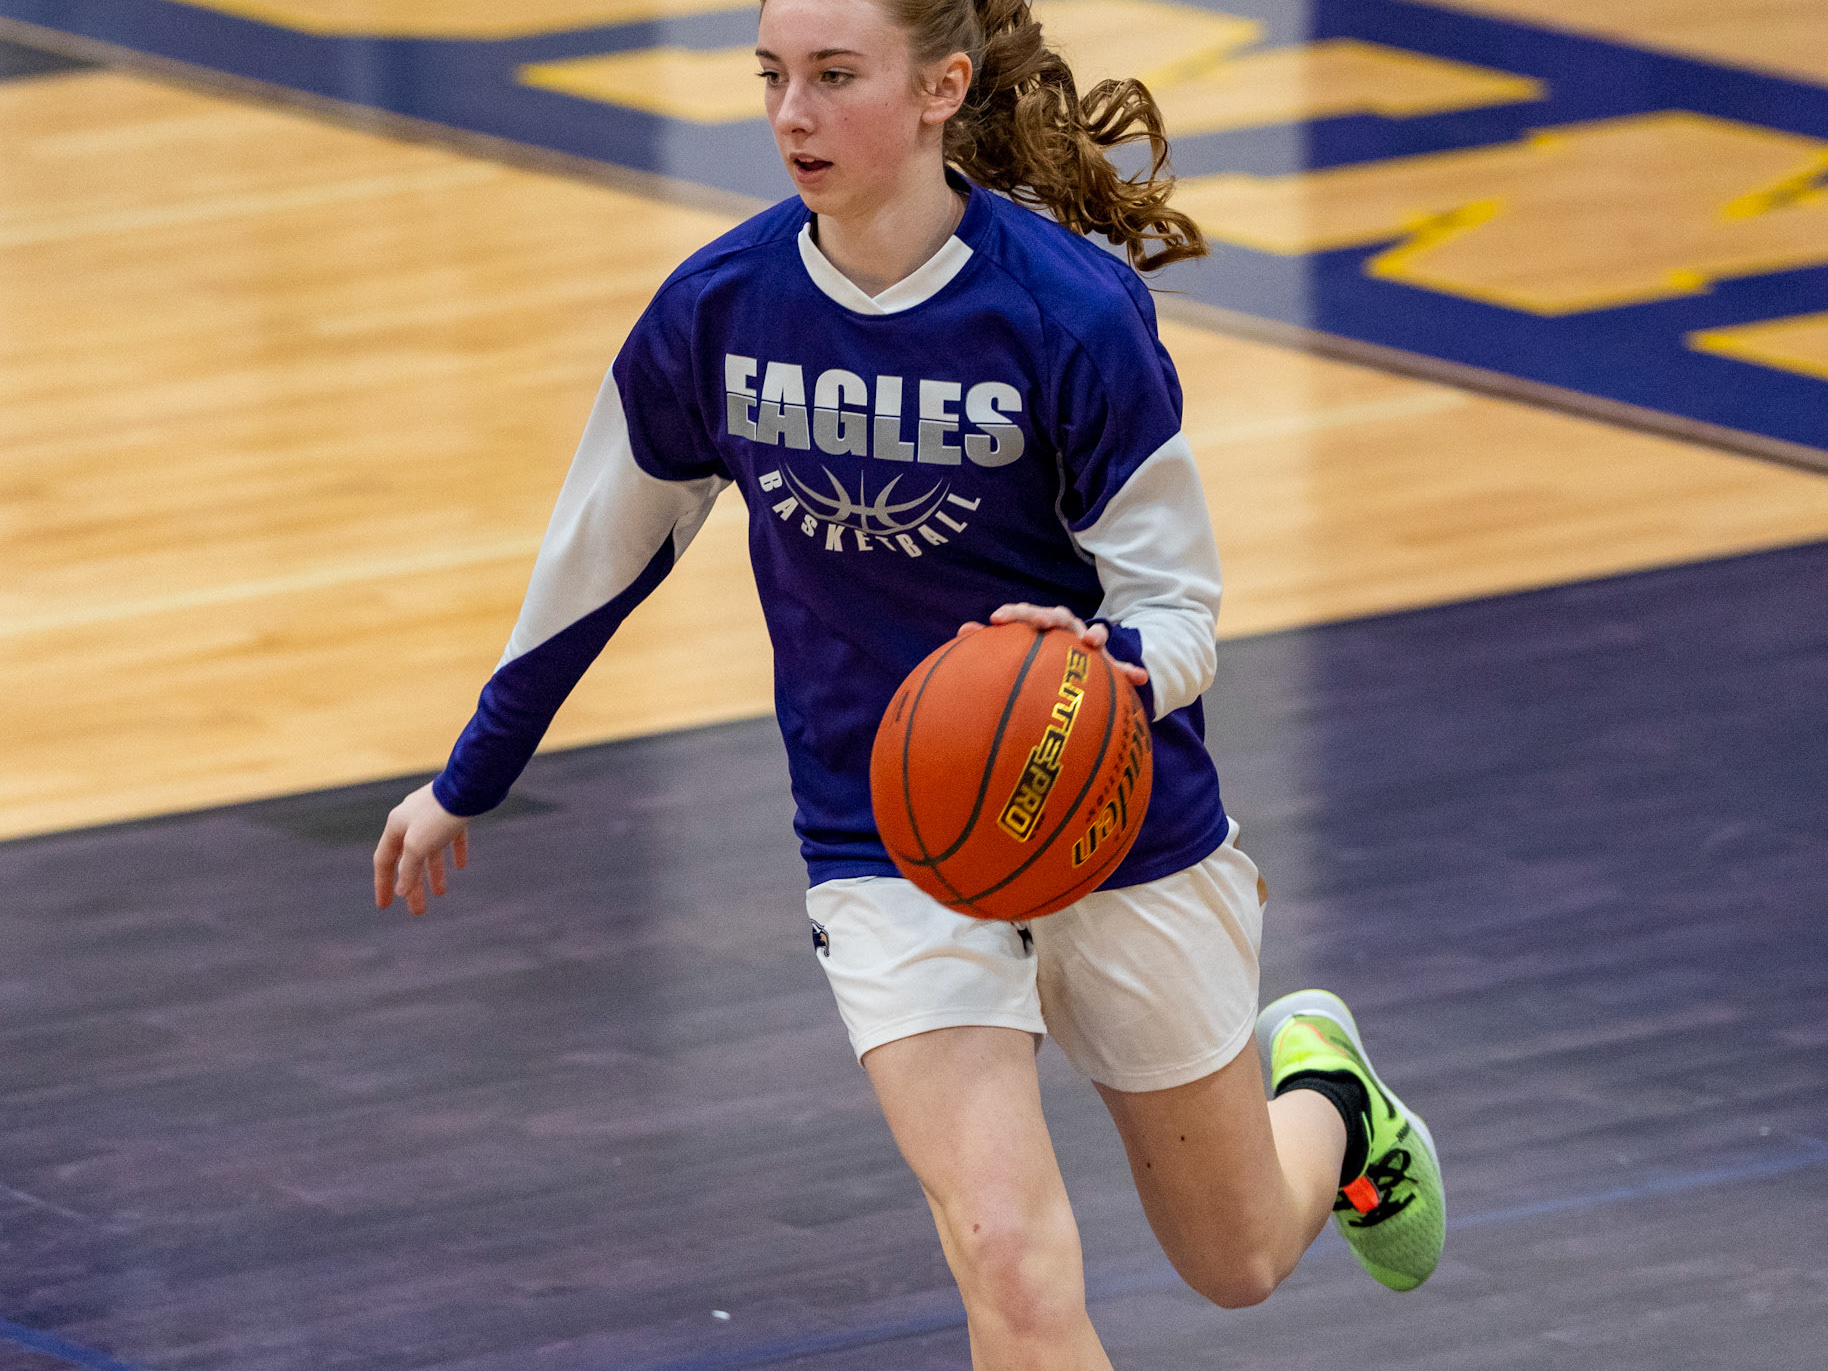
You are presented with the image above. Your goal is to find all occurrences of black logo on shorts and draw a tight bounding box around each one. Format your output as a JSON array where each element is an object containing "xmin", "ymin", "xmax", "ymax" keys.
[{"xmin": 811, "ymin": 920, "xmax": 831, "ymax": 958}]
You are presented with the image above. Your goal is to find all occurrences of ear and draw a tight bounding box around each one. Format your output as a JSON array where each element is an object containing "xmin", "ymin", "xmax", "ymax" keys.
[{"xmin": 919, "ymin": 51, "xmax": 973, "ymax": 126}]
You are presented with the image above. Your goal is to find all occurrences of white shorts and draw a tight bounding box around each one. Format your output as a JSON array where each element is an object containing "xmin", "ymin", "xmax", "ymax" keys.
[{"xmin": 805, "ymin": 820, "xmax": 1266, "ymax": 1093}]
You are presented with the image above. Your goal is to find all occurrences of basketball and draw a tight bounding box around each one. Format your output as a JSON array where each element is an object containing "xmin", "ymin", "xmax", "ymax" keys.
[{"xmin": 870, "ymin": 623, "xmax": 1154, "ymax": 921}]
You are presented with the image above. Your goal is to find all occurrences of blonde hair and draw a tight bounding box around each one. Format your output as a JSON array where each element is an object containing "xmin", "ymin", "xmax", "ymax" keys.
[{"xmin": 893, "ymin": 0, "xmax": 1207, "ymax": 271}]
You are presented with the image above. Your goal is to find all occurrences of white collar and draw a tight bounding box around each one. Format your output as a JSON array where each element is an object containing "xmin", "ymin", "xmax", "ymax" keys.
[{"xmin": 797, "ymin": 220, "xmax": 974, "ymax": 315}]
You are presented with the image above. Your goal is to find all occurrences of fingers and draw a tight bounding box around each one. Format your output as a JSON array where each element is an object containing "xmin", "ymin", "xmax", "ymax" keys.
[
  {"xmin": 965, "ymin": 606, "xmax": 1151, "ymax": 694},
  {"xmin": 986, "ymin": 603, "xmax": 1090, "ymax": 638},
  {"xmin": 373, "ymin": 815, "xmax": 405, "ymax": 909},
  {"xmin": 394, "ymin": 841, "xmax": 449, "ymax": 916},
  {"xmin": 394, "ymin": 847, "xmax": 426, "ymax": 916},
  {"xmin": 955, "ymin": 620, "xmax": 985, "ymax": 638},
  {"xmin": 375, "ymin": 784, "xmax": 471, "ymax": 916}
]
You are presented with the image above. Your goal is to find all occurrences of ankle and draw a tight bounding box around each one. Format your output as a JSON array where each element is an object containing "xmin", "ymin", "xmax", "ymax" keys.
[{"xmin": 1276, "ymin": 1069, "xmax": 1370, "ymax": 1185}]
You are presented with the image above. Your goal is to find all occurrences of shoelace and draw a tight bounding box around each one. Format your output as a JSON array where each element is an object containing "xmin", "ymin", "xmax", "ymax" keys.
[{"xmin": 1334, "ymin": 1148, "xmax": 1418, "ymax": 1227}]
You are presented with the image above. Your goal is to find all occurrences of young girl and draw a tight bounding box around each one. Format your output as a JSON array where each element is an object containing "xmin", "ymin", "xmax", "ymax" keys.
[{"xmin": 374, "ymin": 0, "xmax": 1444, "ymax": 1362}]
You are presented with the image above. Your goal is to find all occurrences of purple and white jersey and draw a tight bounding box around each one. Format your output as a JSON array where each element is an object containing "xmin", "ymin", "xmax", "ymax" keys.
[{"xmin": 434, "ymin": 177, "xmax": 1230, "ymax": 889}]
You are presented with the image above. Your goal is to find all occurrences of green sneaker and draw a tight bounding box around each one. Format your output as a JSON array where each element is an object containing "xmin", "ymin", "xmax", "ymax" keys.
[{"xmin": 1256, "ymin": 989, "xmax": 1445, "ymax": 1292}]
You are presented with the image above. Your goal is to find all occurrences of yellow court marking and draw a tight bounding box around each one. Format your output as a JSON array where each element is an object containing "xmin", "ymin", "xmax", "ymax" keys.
[
  {"xmin": 522, "ymin": 46, "xmax": 766, "ymax": 124},
  {"xmin": 521, "ymin": 1, "xmax": 1542, "ymax": 132},
  {"xmin": 1037, "ymin": 0, "xmax": 1543, "ymax": 137},
  {"xmin": 168, "ymin": 0, "xmax": 756, "ymax": 38},
  {"xmin": 1431, "ymin": 0, "xmax": 1828, "ymax": 88},
  {"xmin": 1147, "ymin": 39, "xmax": 1542, "ymax": 135},
  {"xmin": 1176, "ymin": 111, "xmax": 1828, "ymax": 315},
  {"xmin": 1031, "ymin": 0, "xmax": 1263, "ymax": 93},
  {"xmin": 1689, "ymin": 311, "xmax": 1828, "ymax": 382}
]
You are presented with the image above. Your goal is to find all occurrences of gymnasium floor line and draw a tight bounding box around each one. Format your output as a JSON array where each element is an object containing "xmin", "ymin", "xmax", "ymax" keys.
[
  {"xmin": 1158, "ymin": 297, "xmax": 1828, "ymax": 476},
  {"xmin": 622, "ymin": 1141, "xmax": 1828, "ymax": 1371},
  {"xmin": 0, "ymin": 1319, "xmax": 151, "ymax": 1371},
  {"xmin": 6, "ymin": 1139, "xmax": 1826, "ymax": 1371},
  {"xmin": 4, "ymin": 1142, "xmax": 1824, "ymax": 1371}
]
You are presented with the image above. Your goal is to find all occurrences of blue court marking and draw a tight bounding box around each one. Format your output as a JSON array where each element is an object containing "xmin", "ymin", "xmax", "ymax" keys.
[
  {"xmin": 614, "ymin": 1138, "xmax": 1828, "ymax": 1370},
  {"xmin": 2, "ymin": 0, "xmax": 1824, "ymax": 457},
  {"xmin": 0, "ymin": 1319, "xmax": 159, "ymax": 1371},
  {"xmin": 1443, "ymin": 1136, "xmax": 1828, "ymax": 1231},
  {"xmin": 8, "ymin": 1141, "xmax": 1822, "ymax": 1371}
]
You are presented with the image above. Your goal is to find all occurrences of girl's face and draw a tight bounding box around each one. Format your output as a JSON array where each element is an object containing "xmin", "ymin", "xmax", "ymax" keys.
[{"xmin": 756, "ymin": 0, "xmax": 967, "ymax": 219}]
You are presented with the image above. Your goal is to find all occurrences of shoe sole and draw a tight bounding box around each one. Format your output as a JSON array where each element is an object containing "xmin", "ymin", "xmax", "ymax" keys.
[{"xmin": 1255, "ymin": 989, "xmax": 1440, "ymax": 1175}]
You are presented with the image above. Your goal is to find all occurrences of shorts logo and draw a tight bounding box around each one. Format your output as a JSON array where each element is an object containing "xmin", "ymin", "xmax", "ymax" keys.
[
  {"xmin": 758, "ymin": 466, "xmax": 980, "ymax": 556},
  {"xmin": 997, "ymin": 649, "xmax": 1089, "ymax": 841}
]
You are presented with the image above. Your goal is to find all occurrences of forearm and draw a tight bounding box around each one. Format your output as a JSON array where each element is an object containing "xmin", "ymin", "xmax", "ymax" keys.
[
  {"xmin": 1076, "ymin": 433, "xmax": 1222, "ymax": 718},
  {"xmin": 434, "ymin": 375, "xmax": 728, "ymax": 814}
]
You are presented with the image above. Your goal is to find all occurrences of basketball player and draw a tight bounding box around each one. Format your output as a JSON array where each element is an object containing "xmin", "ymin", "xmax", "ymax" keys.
[{"xmin": 373, "ymin": 0, "xmax": 1445, "ymax": 1363}]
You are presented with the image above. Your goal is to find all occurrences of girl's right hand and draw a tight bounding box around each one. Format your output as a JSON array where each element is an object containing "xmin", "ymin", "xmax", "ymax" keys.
[{"xmin": 373, "ymin": 782, "xmax": 469, "ymax": 916}]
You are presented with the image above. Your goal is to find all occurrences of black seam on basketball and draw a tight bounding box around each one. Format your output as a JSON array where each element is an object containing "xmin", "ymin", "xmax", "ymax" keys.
[
  {"xmin": 1006, "ymin": 802, "xmax": 1138, "ymax": 918},
  {"xmin": 920, "ymin": 627, "xmax": 1047, "ymax": 869},
  {"xmin": 896, "ymin": 636, "xmax": 975, "ymax": 909},
  {"xmin": 954, "ymin": 648, "xmax": 1121, "ymax": 908}
]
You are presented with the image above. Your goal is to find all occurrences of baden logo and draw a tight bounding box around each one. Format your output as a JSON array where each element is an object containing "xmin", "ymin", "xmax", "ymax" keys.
[
  {"xmin": 997, "ymin": 649, "xmax": 1090, "ymax": 841},
  {"xmin": 725, "ymin": 355, "xmax": 1025, "ymax": 467}
]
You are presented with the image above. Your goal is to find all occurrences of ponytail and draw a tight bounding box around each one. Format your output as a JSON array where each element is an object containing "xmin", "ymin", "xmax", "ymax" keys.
[{"xmin": 892, "ymin": 0, "xmax": 1207, "ymax": 272}]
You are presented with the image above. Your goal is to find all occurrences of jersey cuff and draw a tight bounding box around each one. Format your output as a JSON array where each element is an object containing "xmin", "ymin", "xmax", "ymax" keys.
[{"xmin": 1092, "ymin": 618, "xmax": 1155, "ymax": 718}]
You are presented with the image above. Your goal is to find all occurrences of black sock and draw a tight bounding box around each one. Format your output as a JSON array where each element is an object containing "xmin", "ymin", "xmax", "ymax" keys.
[{"xmin": 1276, "ymin": 1070, "xmax": 1370, "ymax": 1187}]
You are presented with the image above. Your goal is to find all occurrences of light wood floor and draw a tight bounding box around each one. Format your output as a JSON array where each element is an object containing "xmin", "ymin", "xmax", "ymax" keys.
[{"xmin": 6, "ymin": 68, "xmax": 1828, "ymax": 841}]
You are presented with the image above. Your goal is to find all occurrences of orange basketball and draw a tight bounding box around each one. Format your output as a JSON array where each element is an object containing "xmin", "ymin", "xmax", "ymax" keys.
[{"xmin": 870, "ymin": 623, "xmax": 1154, "ymax": 921}]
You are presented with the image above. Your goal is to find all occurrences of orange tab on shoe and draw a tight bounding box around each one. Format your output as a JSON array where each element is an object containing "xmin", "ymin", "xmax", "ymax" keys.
[{"xmin": 1342, "ymin": 1175, "xmax": 1381, "ymax": 1214}]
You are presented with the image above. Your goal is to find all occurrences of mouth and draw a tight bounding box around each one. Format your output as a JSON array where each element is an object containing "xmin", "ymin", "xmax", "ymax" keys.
[{"xmin": 791, "ymin": 154, "xmax": 832, "ymax": 176}]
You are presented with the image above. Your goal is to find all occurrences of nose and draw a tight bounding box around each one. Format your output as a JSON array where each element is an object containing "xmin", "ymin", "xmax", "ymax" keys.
[{"xmin": 771, "ymin": 74, "xmax": 814, "ymax": 137}]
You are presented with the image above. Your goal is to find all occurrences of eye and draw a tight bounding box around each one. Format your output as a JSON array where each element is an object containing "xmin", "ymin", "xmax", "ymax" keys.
[
  {"xmin": 819, "ymin": 68, "xmax": 854, "ymax": 86},
  {"xmin": 757, "ymin": 68, "xmax": 782, "ymax": 85}
]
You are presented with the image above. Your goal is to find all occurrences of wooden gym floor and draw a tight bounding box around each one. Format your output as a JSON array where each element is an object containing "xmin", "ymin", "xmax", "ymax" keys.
[{"xmin": 2, "ymin": 2, "xmax": 1826, "ymax": 1367}]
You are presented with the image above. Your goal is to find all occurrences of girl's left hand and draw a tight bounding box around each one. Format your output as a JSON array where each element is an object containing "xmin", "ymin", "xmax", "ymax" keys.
[{"xmin": 956, "ymin": 603, "xmax": 1150, "ymax": 690}]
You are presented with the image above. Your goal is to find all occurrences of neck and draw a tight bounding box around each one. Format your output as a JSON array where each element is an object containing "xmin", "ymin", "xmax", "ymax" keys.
[{"xmin": 814, "ymin": 165, "xmax": 965, "ymax": 298}]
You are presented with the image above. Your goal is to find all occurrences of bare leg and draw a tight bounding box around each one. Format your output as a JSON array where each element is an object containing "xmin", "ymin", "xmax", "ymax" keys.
[
  {"xmin": 1096, "ymin": 1043, "xmax": 1345, "ymax": 1307},
  {"xmin": 864, "ymin": 1026, "xmax": 1113, "ymax": 1371}
]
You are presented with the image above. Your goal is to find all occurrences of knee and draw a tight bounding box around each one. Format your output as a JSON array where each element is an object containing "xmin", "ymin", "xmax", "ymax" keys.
[
  {"xmin": 943, "ymin": 1205, "xmax": 1083, "ymax": 1334},
  {"xmin": 1184, "ymin": 1253, "xmax": 1283, "ymax": 1310}
]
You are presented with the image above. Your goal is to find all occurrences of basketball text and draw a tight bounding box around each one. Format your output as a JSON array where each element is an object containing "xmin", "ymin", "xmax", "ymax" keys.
[
  {"xmin": 1071, "ymin": 706, "xmax": 1151, "ymax": 868},
  {"xmin": 996, "ymin": 649, "xmax": 1090, "ymax": 842}
]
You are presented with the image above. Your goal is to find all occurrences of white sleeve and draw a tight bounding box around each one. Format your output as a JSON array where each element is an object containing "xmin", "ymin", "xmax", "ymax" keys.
[
  {"xmin": 500, "ymin": 370, "xmax": 729, "ymax": 669},
  {"xmin": 1073, "ymin": 432, "xmax": 1223, "ymax": 718}
]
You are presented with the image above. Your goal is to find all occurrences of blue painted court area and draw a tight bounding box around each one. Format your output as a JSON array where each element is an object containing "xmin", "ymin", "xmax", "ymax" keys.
[
  {"xmin": 3, "ymin": 541, "xmax": 1825, "ymax": 1370},
  {"xmin": 1, "ymin": 0, "xmax": 1824, "ymax": 460}
]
